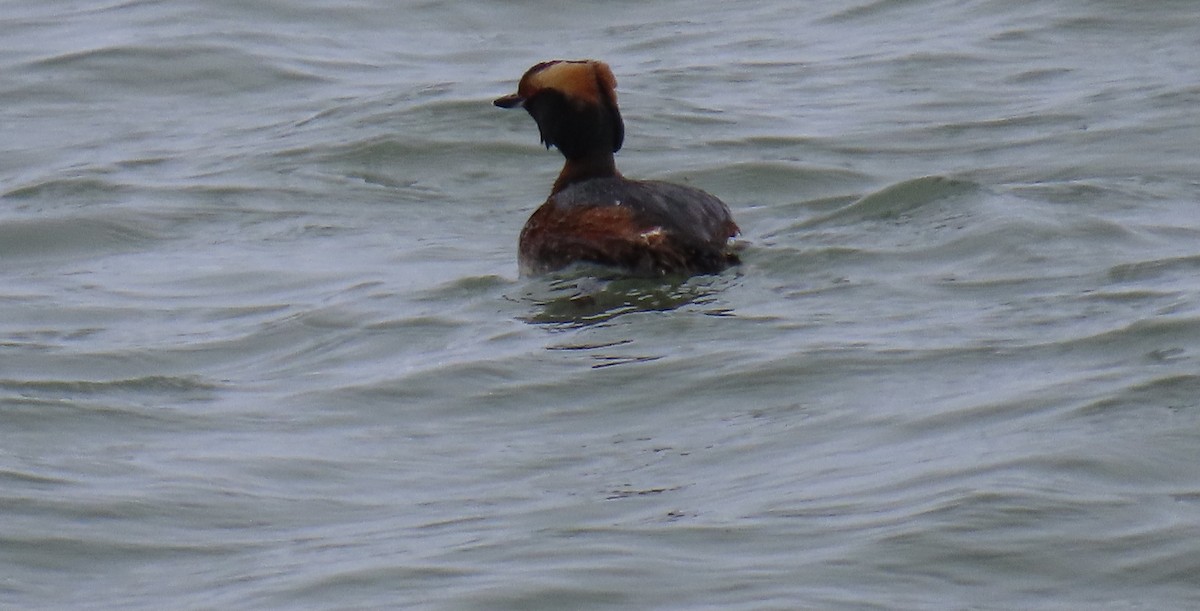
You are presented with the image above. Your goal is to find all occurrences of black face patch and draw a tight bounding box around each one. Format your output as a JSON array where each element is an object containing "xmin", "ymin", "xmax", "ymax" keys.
[{"xmin": 522, "ymin": 89, "xmax": 623, "ymax": 159}]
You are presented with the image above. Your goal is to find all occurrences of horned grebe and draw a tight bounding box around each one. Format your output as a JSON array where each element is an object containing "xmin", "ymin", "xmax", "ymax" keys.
[{"xmin": 495, "ymin": 60, "xmax": 740, "ymax": 277}]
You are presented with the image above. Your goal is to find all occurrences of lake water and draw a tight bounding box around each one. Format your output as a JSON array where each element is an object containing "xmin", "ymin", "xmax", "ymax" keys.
[{"xmin": 3, "ymin": 0, "xmax": 1200, "ymax": 609}]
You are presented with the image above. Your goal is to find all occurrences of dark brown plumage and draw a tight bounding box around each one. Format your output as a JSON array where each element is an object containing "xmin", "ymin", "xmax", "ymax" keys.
[{"xmin": 495, "ymin": 60, "xmax": 740, "ymax": 276}]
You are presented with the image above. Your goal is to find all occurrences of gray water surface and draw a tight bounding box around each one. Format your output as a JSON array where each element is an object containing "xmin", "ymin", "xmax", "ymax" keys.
[{"xmin": 3, "ymin": 1, "xmax": 1200, "ymax": 609}]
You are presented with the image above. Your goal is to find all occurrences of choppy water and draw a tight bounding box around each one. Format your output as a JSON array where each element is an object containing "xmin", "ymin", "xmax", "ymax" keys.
[{"xmin": 4, "ymin": 0, "xmax": 1200, "ymax": 609}]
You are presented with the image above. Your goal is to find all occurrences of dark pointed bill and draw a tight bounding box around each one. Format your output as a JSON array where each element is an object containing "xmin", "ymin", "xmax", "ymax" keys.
[{"xmin": 494, "ymin": 93, "xmax": 524, "ymax": 108}]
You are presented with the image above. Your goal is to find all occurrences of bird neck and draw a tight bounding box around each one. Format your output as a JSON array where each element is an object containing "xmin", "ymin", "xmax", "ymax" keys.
[{"xmin": 552, "ymin": 151, "xmax": 620, "ymax": 194}]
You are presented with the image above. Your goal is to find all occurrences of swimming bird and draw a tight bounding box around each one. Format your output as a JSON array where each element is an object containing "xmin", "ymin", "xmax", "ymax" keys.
[{"xmin": 494, "ymin": 60, "xmax": 740, "ymax": 277}]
